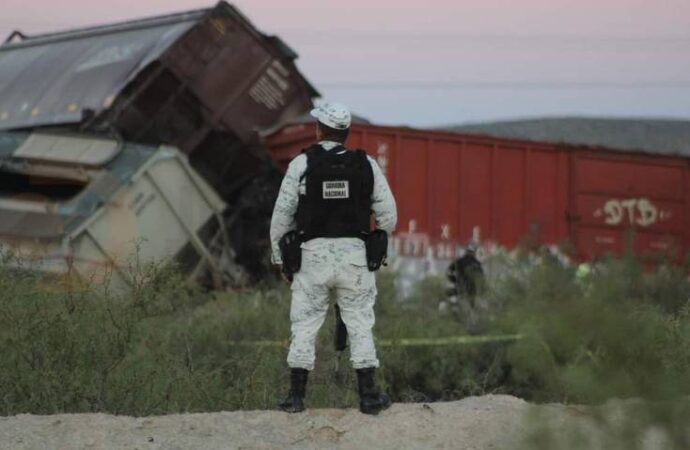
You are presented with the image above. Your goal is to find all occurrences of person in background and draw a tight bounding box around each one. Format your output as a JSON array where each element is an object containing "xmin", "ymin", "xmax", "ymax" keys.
[{"xmin": 446, "ymin": 242, "xmax": 485, "ymax": 309}]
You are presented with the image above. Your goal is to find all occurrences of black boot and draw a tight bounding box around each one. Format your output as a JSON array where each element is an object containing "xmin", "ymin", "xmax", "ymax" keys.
[
  {"xmin": 356, "ymin": 368, "xmax": 392, "ymax": 415},
  {"xmin": 278, "ymin": 368, "xmax": 308, "ymax": 413}
]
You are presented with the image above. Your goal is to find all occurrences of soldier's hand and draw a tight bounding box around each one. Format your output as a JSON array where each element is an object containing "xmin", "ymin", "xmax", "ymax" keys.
[
  {"xmin": 276, "ymin": 265, "xmax": 293, "ymax": 284},
  {"xmin": 281, "ymin": 271, "xmax": 293, "ymax": 284}
]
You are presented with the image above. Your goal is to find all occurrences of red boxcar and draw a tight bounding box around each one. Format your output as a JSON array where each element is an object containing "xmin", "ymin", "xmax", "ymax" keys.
[{"xmin": 266, "ymin": 122, "xmax": 688, "ymax": 262}]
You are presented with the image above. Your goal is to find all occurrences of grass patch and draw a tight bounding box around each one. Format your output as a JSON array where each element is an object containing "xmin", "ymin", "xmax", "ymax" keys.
[{"xmin": 0, "ymin": 248, "xmax": 688, "ymax": 446}]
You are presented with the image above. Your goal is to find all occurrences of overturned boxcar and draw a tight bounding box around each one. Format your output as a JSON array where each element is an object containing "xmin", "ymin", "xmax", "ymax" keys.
[
  {"xmin": 0, "ymin": 1, "xmax": 318, "ymax": 281},
  {"xmin": 0, "ymin": 131, "xmax": 236, "ymax": 289}
]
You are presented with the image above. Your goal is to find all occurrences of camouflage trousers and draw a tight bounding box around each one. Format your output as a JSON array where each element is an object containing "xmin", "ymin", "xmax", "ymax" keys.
[{"xmin": 287, "ymin": 238, "xmax": 379, "ymax": 371}]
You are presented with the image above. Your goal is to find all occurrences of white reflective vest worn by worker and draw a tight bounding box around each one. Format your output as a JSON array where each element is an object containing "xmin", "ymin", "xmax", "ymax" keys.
[{"xmin": 269, "ymin": 140, "xmax": 397, "ymax": 370}]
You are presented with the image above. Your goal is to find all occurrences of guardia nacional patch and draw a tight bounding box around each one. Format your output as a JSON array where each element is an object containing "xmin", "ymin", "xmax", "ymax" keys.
[{"xmin": 322, "ymin": 180, "xmax": 349, "ymax": 199}]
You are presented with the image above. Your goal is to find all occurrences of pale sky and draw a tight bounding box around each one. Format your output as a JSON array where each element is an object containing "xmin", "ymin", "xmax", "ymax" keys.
[{"xmin": 2, "ymin": 0, "xmax": 689, "ymax": 126}]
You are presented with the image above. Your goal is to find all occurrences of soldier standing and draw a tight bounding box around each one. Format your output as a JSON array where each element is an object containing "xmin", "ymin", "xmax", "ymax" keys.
[{"xmin": 270, "ymin": 102, "xmax": 397, "ymax": 415}]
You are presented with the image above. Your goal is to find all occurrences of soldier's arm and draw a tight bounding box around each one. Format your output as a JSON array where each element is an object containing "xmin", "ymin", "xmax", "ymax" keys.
[
  {"xmin": 368, "ymin": 156, "xmax": 397, "ymax": 234},
  {"xmin": 270, "ymin": 154, "xmax": 307, "ymax": 264}
]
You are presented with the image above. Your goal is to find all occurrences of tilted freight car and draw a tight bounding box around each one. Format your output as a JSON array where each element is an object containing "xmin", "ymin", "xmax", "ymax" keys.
[
  {"xmin": 0, "ymin": 131, "xmax": 234, "ymax": 290},
  {"xmin": 267, "ymin": 122, "xmax": 688, "ymax": 265},
  {"xmin": 0, "ymin": 1, "xmax": 317, "ymax": 281}
]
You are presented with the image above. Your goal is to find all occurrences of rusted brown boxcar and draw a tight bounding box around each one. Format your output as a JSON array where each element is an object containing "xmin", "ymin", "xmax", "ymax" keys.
[
  {"xmin": 0, "ymin": 1, "xmax": 317, "ymax": 197},
  {"xmin": 0, "ymin": 2, "xmax": 318, "ymax": 280},
  {"xmin": 267, "ymin": 122, "xmax": 688, "ymax": 262}
]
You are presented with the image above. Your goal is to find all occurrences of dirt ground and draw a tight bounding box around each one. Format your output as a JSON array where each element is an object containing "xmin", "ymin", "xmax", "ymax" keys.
[{"xmin": 0, "ymin": 395, "xmax": 677, "ymax": 450}]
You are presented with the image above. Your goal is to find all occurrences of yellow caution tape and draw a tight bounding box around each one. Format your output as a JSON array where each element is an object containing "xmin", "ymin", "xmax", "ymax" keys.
[
  {"xmin": 228, "ymin": 335, "xmax": 522, "ymax": 348},
  {"xmin": 377, "ymin": 334, "xmax": 522, "ymax": 347},
  {"xmin": 231, "ymin": 339, "xmax": 290, "ymax": 348}
]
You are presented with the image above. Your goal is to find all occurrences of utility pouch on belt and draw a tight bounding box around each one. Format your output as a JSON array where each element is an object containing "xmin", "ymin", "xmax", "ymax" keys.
[
  {"xmin": 279, "ymin": 231, "xmax": 302, "ymax": 279},
  {"xmin": 365, "ymin": 230, "xmax": 388, "ymax": 272}
]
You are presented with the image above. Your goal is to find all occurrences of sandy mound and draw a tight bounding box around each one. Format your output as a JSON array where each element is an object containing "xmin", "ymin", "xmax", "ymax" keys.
[{"xmin": 0, "ymin": 395, "xmax": 674, "ymax": 450}]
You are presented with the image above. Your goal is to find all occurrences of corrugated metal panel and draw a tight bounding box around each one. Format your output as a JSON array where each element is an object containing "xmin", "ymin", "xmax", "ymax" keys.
[
  {"xmin": 267, "ymin": 123, "xmax": 689, "ymax": 262},
  {"xmin": 14, "ymin": 134, "xmax": 121, "ymax": 166},
  {"xmin": 0, "ymin": 16, "xmax": 197, "ymax": 130}
]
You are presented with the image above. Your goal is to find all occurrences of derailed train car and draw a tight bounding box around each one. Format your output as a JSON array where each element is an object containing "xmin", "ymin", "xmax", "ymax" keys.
[
  {"xmin": 0, "ymin": 1, "xmax": 318, "ymax": 281},
  {"xmin": 0, "ymin": 131, "xmax": 234, "ymax": 289}
]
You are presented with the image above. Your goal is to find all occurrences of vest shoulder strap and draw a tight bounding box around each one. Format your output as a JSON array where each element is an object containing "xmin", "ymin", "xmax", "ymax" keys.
[
  {"xmin": 299, "ymin": 144, "xmax": 347, "ymax": 182},
  {"xmin": 354, "ymin": 149, "xmax": 374, "ymax": 186},
  {"xmin": 354, "ymin": 149, "xmax": 368, "ymax": 164},
  {"xmin": 301, "ymin": 144, "xmax": 322, "ymax": 155}
]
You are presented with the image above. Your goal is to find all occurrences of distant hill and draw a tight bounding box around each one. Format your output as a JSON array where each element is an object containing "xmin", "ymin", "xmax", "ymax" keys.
[{"xmin": 448, "ymin": 118, "xmax": 690, "ymax": 157}]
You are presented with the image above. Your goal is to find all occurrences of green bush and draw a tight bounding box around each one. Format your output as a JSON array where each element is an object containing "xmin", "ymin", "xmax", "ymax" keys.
[
  {"xmin": 0, "ymin": 254, "xmax": 196, "ymax": 415},
  {"xmin": 0, "ymin": 248, "xmax": 688, "ymax": 438},
  {"xmin": 487, "ymin": 254, "xmax": 690, "ymax": 449},
  {"xmin": 0, "ymin": 254, "xmax": 505, "ymax": 415},
  {"xmin": 493, "ymin": 255, "xmax": 690, "ymax": 404}
]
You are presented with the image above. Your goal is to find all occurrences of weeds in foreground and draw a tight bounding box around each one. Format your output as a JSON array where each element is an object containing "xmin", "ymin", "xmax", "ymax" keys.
[{"xmin": 0, "ymin": 249, "xmax": 688, "ymax": 447}]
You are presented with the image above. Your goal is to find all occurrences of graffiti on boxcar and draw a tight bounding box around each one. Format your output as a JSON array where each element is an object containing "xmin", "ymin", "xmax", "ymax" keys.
[
  {"xmin": 594, "ymin": 198, "xmax": 672, "ymax": 227},
  {"xmin": 393, "ymin": 224, "xmax": 484, "ymax": 260},
  {"xmin": 441, "ymin": 224, "xmax": 451, "ymax": 239}
]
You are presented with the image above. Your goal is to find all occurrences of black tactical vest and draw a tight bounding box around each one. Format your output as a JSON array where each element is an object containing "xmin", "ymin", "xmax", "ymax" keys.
[{"xmin": 296, "ymin": 144, "xmax": 374, "ymax": 241}]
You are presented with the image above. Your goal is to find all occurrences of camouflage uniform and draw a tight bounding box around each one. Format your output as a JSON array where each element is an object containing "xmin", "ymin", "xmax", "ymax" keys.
[{"xmin": 270, "ymin": 141, "xmax": 397, "ymax": 370}]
